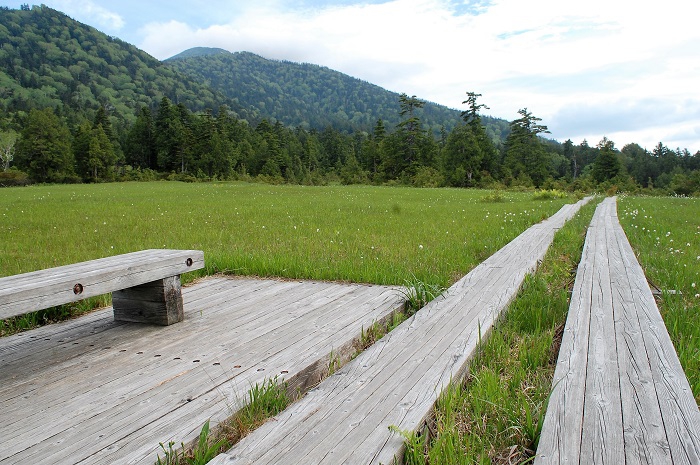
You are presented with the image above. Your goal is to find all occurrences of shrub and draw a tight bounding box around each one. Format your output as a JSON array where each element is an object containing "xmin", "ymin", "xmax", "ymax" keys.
[
  {"xmin": 0, "ymin": 168, "xmax": 30, "ymax": 187},
  {"xmin": 532, "ymin": 189, "xmax": 569, "ymax": 200},
  {"xmin": 412, "ymin": 166, "xmax": 444, "ymax": 188}
]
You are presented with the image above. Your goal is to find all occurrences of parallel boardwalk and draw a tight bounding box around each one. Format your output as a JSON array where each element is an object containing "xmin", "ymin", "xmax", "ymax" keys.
[
  {"xmin": 536, "ymin": 197, "xmax": 700, "ymax": 464},
  {"xmin": 0, "ymin": 278, "xmax": 403, "ymax": 464},
  {"xmin": 211, "ymin": 198, "xmax": 590, "ymax": 465}
]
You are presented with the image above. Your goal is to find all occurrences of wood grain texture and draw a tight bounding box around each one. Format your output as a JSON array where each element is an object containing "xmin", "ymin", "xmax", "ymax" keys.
[
  {"xmin": 0, "ymin": 249, "xmax": 204, "ymax": 319},
  {"xmin": 213, "ymin": 198, "xmax": 591, "ymax": 465},
  {"xmin": 536, "ymin": 197, "xmax": 700, "ymax": 465},
  {"xmin": 0, "ymin": 277, "xmax": 404, "ymax": 464},
  {"xmin": 112, "ymin": 275, "xmax": 184, "ymax": 325}
]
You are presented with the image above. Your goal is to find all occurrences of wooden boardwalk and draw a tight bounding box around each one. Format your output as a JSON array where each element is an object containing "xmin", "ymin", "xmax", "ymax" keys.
[
  {"xmin": 210, "ymin": 198, "xmax": 590, "ymax": 465},
  {"xmin": 0, "ymin": 277, "xmax": 403, "ymax": 464},
  {"xmin": 536, "ymin": 197, "xmax": 700, "ymax": 464}
]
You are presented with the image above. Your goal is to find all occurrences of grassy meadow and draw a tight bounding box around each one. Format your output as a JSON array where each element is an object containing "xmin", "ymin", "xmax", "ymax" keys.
[
  {"xmin": 0, "ymin": 181, "xmax": 572, "ymax": 335},
  {"xmin": 0, "ymin": 182, "xmax": 571, "ymax": 287},
  {"xmin": 4, "ymin": 183, "xmax": 700, "ymax": 463},
  {"xmin": 618, "ymin": 195, "xmax": 700, "ymax": 400}
]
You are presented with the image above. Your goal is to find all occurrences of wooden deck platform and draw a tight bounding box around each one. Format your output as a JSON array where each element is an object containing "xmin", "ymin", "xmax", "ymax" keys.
[
  {"xmin": 536, "ymin": 197, "xmax": 700, "ymax": 464},
  {"xmin": 210, "ymin": 198, "xmax": 590, "ymax": 465},
  {"xmin": 0, "ymin": 277, "xmax": 404, "ymax": 464}
]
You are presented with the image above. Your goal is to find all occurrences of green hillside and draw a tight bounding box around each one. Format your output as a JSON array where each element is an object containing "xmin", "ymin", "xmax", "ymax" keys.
[
  {"xmin": 165, "ymin": 49, "xmax": 510, "ymax": 141},
  {"xmin": 0, "ymin": 5, "xmax": 246, "ymax": 127}
]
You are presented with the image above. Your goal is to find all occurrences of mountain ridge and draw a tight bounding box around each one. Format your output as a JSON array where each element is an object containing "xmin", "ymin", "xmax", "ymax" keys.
[
  {"xmin": 0, "ymin": 5, "xmax": 508, "ymax": 141},
  {"xmin": 165, "ymin": 47, "xmax": 510, "ymax": 140},
  {"xmin": 0, "ymin": 5, "xmax": 255, "ymax": 126}
]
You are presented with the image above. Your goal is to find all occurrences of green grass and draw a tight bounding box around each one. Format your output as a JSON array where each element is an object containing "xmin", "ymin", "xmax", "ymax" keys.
[
  {"xmin": 618, "ymin": 195, "xmax": 700, "ymax": 401},
  {"xmin": 1, "ymin": 182, "xmax": 571, "ymax": 335},
  {"xmin": 155, "ymin": 377, "xmax": 289, "ymax": 465},
  {"xmin": 396, "ymin": 198, "xmax": 599, "ymax": 464},
  {"xmin": 155, "ymin": 420, "xmax": 228, "ymax": 465}
]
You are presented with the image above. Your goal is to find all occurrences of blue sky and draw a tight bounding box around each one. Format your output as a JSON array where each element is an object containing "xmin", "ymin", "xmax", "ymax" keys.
[{"xmin": 5, "ymin": 0, "xmax": 700, "ymax": 153}]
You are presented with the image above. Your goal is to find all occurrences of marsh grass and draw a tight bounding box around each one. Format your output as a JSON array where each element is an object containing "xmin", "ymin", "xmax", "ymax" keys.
[
  {"xmin": 214, "ymin": 376, "xmax": 290, "ymax": 448},
  {"xmin": 618, "ymin": 195, "xmax": 700, "ymax": 401},
  {"xmin": 532, "ymin": 189, "xmax": 569, "ymax": 200},
  {"xmin": 0, "ymin": 182, "xmax": 570, "ymax": 336},
  {"xmin": 233, "ymin": 377, "xmax": 290, "ymax": 436},
  {"xmin": 354, "ymin": 309, "xmax": 410, "ymax": 356},
  {"xmin": 400, "ymin": 276, "xmax": 446, "ymax": 315},
  {"xmin": 395, "ymin": 199, "xmax": 598, "ymax": 464},
  {"xmin": 155, "ymin": 420, "xmax": 228, "ymax": 465},
  {"xmin": 155, "ymin": 377, "xmax": 290, "ymax": 465}
]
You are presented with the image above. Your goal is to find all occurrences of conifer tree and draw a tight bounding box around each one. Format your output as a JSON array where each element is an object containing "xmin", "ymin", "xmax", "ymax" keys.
[
  {"xmin": 15, "ymin": 108, "xmax": 73, "ymax": 182},
  {"xmin": 504, "ymin": 108, "xmax": 550, "ymax": 187},
  {"xmin": 592, "ymin": 137, "xmax": 620, "ymax": 183}
]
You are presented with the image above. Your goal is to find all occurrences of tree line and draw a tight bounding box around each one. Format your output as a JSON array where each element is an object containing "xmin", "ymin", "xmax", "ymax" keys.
[{"xmin": 2, "ymin": 91, "xmax": 699, "ymax": 195}]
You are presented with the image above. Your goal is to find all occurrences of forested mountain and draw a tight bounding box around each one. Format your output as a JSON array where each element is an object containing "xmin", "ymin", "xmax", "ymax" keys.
[
  {"xmin": 0, "ymin": 5, "xmax": 698, "ymax": 194},
  {"xmin": 0, "ymin": 4, "xmax": 507, "ymax": 141},
  {"xmin": 165, "ymin": 48, "xmax": 510, "ymax": 141},
  {"xmin": 0, "ymin": 5, "xmax": 248, "ymax": 128}
]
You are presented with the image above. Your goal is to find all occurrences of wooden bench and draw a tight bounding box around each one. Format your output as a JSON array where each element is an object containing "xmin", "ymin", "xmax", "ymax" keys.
[
  {"xmin": 0, "ymin": 249, "xmax": 204, "ymax": 326},
  {"xmin": 536, "ymin": 197, "xmax": 700, "ymax": 464}
]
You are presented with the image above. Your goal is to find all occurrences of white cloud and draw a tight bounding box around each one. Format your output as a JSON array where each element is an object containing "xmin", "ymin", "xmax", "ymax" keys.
[
  {"xmin": 135, "ymin": 0, "xmax": 700, "ymax": 151},
  {"xmin": 51, "ymin": 0, "xmax": 124, "ymax": 31}
]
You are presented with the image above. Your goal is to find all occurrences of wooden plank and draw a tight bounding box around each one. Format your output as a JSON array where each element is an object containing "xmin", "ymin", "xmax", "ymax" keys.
[
  {"xmin": 94, "ymin": 288, "xmax": 405, "ymax": 464},
  {"xmin": 2, "ymin": 280, "xmax": 372, "ymax": 456},
  {"xmin": 45, "ymin": 286, "xmax": 403, "ymax": 465},
  {"xmin": 0, "ymin": 277, "xmax": 404, "ymax": 464},
  {"xmin": 611, "ymin": 205, "xmax": 700, "ymax": 464},
  {"xmin": 0, "ymin": 249, "xmax": 204, "ymax": 319},
  {"xmin": 537, "ymin": 197, "xmax": 700, "ymax": 465},
  {"xmin": 579, "ymin": 200, "xmax": 624, "ymax": 464},
  {"xmin": 606, "ymin": 202, "xmax": 672, "ymax": 465},
  {"xmin": 112, "ymin": 275, "xmax": 184, "ymax": 325},
  {"xmin": 213, "ymin": 198, "xmax": 590, "ymax": 464},
  {"xmin": 1, "ymin": 279, "xmax": 344, "ymax": 437},
  {"xmin": 535, "ymin": 212, "xmax": 597, "ymax": 463}
]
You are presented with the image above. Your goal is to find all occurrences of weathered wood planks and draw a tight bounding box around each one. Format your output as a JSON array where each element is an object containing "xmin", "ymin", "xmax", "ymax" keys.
[
  {"xmin": 536, "ymin": 197, "xmax": 700, "ymax": 464},
  {"xmin": 210, "ymin": 198, "xmax": 590, "ymax": 465},
  {"xmin": 0, "ymin": 277, "xmax": 404, "ymax": 464},
  {"xmin": 0, "ymin": 249, "xmax": 204, "ymax": 323}
]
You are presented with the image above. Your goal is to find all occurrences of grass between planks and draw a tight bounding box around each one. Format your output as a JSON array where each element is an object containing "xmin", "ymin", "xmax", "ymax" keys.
[
  {"xmin": 155, "ymin": 377, "xmax": 290, "ymax": 464},
  {"xmin": 394, "ymin": 198, "xmax": 599, "ymax": 464}
]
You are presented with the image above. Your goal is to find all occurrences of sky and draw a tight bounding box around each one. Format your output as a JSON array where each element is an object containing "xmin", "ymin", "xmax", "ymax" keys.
[{"xmin": 6, "ymin": 0, "xmax": 700, "ymax": 152}]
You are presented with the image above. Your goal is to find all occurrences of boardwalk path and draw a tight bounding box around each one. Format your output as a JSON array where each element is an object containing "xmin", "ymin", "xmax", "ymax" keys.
[
  {"xmin": 211, "ymin": 197, "xmax": 590, "ymax": 465},
  {"xmin": 0, "ymin": 278, "xmax": 403, "ymax": 464},
  {"xmin": 536, "ymin": 197, "xmax": 700, "ymax": 464}
]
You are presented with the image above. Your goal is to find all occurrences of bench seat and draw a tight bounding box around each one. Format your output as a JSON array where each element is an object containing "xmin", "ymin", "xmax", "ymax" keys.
[{"xmin": 0, "ymin": 249, "xmax": 204, "ymax": 325}]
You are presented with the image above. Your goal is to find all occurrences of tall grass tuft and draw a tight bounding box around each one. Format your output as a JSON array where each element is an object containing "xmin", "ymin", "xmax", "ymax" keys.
[
  {"xmin": 400, "ymin": 276, "xmax": 446, "ymax": 315},
  {"xmin": 220, "ymin": 376, "xmax": 290, "ymax": 446},
  {"xmin": 155, "ymin": 420, "xmax": 228, "ymax": 465},
  {"xmin": 155, "ymin": 377, "xmax": 289, "ymax": 464}
]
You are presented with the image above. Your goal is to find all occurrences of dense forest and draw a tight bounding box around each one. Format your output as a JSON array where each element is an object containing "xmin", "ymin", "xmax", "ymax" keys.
[
  {"xmin": 165, "ymin": 47, "xmax": 510, "ymax": 141},
  {"xmin": 1, "ymin": 4, "xmax": 699, "ymax": 195}
]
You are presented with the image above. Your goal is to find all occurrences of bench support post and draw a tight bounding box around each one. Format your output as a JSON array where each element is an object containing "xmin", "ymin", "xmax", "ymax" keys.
[{"xmin": 112, "ymin": 275, "xmax": 184, "ymax": 325}]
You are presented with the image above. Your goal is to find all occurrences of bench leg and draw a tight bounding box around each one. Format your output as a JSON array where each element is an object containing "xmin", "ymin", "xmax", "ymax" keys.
[{"xmin": 112, "ymin": 275, "xmax": 184, "ymax": 325}]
